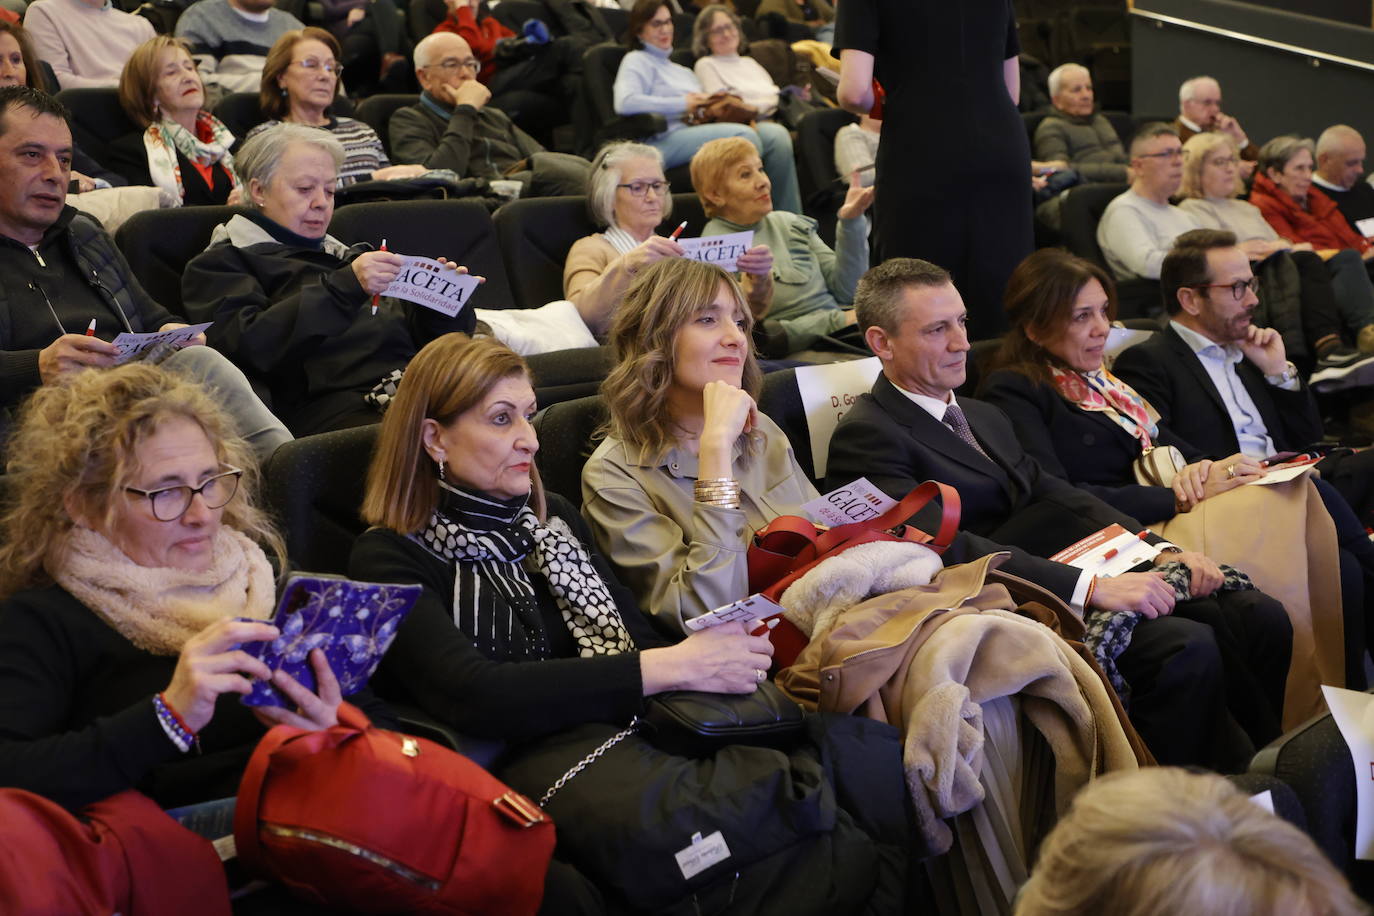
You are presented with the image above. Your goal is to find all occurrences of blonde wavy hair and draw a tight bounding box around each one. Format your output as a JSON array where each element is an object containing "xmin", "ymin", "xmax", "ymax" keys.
[
  {"xmin": 0, "ymin": 364, "xmax": 285, "ymax": 598},
  {"xmin": 1016, "ymin": 767, "xmax": 1368, "ymax": 916},
  {"xmin": 602, "ymin": 258, "xmax": 760, "ymax": 461},
  {"xmin": 1180, "ymin": 131, "xmax": 1243, "ymax": 200},
  {"xmin": 361, "ymin": 333, "xmax": 546, "ymax": 535}
]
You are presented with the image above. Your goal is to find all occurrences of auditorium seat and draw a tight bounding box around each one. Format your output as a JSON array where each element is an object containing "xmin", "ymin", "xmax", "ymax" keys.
[
  {"xmin": 263, "ymin": 424, "xmax": 378, "ymax": 576},
  {"xmin": 1058, "ymin": 181, "xmax": 1163, "ymax": 318},
  {"xmin": 327, "ymin": 199, "xmax": 517, "ymax": 309},
  {"xmin": 353, "ymin": 93, "xmax": 420, "ymax": 160},
  {"xmin": 57, "ymin": 88, "xmax": 139, "ymax": 177},
  {"xmin": 408, "ymin": 0, "xmax": 445, "ymax": 42},
  {"xmin": 796, "ymin": 107, "xmax": 859, "ymax": 247},
  {"xmin": 577, "ymin": 42, "xmax": 693, "ymax": 191},
  {"xmin": 756, "ymin": 367, "xmax": 818, "ymax": 486},
  {"xmin": 114, "ymin": 205, "xmax": 242, "ymax": 314},
  {"xmin": 492, "ymin": 193, "xmax": 706, "ymax": 310},
  {"xmin": 531, "ymin": 394, "xmax": 608, "ymax": 509},
  {"xmin": 1250, "ymin": 704, "xmax": 1374, "ymax": 898}
]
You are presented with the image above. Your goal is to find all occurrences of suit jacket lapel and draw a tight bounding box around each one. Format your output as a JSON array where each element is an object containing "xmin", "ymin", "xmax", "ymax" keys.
[
  {"xmin": 1162, "ymin": 327, "xmax": 1236, "ymax": 433},
  {"xmin": 871, "ymin": 375, "xmax": 1017, "ymax": 500}
]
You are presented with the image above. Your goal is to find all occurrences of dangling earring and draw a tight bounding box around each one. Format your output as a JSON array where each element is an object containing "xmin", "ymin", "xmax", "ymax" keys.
[
  {"xmin": 434, "ymin": 451, "xmax": 447, "ymax": 480},
  {"xmin": 280, "ymin": 86, "xmax": 288, "ymax": 97}
]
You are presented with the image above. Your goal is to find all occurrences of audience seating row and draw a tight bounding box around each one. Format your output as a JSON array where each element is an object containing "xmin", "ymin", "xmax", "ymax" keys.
[{"xmin": 113, "ymin": 193, "xmax": 705, "ymax": 314}]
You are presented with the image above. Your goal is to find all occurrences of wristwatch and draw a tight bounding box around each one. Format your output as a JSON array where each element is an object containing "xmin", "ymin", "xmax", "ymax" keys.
[{"xmin": 1264, "ymin": 361, "xmax": 1299, "ymax": 387}]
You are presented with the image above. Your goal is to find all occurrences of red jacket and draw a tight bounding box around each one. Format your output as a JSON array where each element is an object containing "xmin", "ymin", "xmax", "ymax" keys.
[
  {"xmin": 433, "ymin": 5, "xmax": 514, "ymax": 83},
  {"xmin": 1248, "ymin": 170, "xmax": 1370, "ymax": 253}
]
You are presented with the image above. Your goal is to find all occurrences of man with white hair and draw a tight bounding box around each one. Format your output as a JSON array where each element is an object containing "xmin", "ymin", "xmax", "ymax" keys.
[
  {"xmin": 388, "ymin": 31, "xmax": 588, "ymax": 197},
  {"xmin": 1314, "ymin": 124, "xmax": 1374, "ymax": 241},
  {"xmin": 1033, "ymin": 63, "xmax": 1128, "ymax": 183},
  {"xmin": 1173, "ymin": 76, "xmax": 1257, "ymax": 176}
]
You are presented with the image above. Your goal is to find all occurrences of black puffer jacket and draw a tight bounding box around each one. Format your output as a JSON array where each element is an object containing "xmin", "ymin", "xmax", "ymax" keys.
[{"xmin": 182, "ymin": 212, "xmax": 476, "ymax": 436}]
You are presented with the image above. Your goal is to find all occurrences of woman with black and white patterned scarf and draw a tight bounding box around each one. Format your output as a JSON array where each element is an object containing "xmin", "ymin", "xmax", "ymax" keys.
[{"xmin": 349, "ymin": 332, "xmax": 773, "ymax": 742}]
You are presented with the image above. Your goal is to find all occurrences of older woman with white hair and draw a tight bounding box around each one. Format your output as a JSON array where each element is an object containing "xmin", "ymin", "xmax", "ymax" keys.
[
  {"xmin": 182, "ymin": 123, "xmax": 477, "ymax": 436},
  {"xmin": 564, "ymin": 141, "xmax": 774, "ymax": 337}
]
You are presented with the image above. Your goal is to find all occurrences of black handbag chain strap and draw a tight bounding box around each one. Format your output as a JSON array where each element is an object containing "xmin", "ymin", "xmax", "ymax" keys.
[{"xmin": 538, "ymin": 716, "xmax": 641, "ymax": 808}]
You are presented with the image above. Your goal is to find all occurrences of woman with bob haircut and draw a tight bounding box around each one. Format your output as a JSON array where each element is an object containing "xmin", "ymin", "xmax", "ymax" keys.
[
  {"xmin": 110, "ymin": 35, "xmax": 237, "ymax": 207},
  {"xmin": 565, "ymin": 140, "xmax": 772, "ymax": 337},
  {"xmin": 1015, "ymin": 767, "xmax": 1367, "ymax": 916},
  {"xmin": 247, "ymin": 28, "xmax": 425, "ymax": 187},
  {"xmin": 580, "ymin": 256, "xmax": 819, "ymax": 632},
  {"xmin": 692, "ymin": 135, "xmax": 872, "ymax": 353},
  {"xmin": 349, "ymin": 332, "xmax": 773, "ymax": 742},
  {"xmin": 612, "ymin": 0, "xmax": 801, "ymax": 214},
  {"xmin": 1179, "ymin": 131, "xmax": 1374, "ymax": 360},
  {"xmin": 0, "ymin": 364, "xmax": 356, "ymax": 812}
]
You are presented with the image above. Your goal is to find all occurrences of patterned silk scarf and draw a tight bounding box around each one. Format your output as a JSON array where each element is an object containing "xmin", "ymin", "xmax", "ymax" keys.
[
  {"xmin": 143, "ymin": 111, "xmax": 238, "ymax": 208},
  {"xmin": 1048, "ymin": 365, "xmax": 1161, "ymax": 450},
  {"xmin": 412, "ymin": 482, "xmax": 634, "ymax": 661}
]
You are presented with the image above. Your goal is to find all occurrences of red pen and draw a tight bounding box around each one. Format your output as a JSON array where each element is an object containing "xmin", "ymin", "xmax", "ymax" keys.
[
  {"xmin": 1101, "ymin": 530, "xmax": 1150, "ymax": 562},
  {"xmin": 372, "ymin": 238, "xmax": 387, "ymax": 315},
  {"xmin": 669, "ymin": 221, "xmax": 687, "ymax": 241},
  {"xmin": 84, "ymin": 318, "xmax": 96, "ymax": 336}
]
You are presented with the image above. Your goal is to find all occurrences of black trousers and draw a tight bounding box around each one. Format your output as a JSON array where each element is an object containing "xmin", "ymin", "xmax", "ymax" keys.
[{"xmin": 1118, "ymin": 588, "xmax": 1292, "ymax": 773}]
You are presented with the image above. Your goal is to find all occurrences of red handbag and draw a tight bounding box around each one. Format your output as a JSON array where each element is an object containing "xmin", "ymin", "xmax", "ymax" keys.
[
  {"xmin": 748, "ymin": 481, "xmax": 962, "ymax": 668},
  {"xmin": 235, "ymin": 703, "xmax": 556, "ymax": 915},
  {"xmin": 0, "ymin": 788, "xmax": 230, "ymax": 916}
]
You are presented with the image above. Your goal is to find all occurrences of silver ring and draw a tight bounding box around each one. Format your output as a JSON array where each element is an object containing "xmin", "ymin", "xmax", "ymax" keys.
[
  {"xmin": 755, "ymin": 668, "xmax": 766, "ymax": 683},
  {"xmin": 1225, "ymin": 464, "xmax": 1237, "ymax": 480}
]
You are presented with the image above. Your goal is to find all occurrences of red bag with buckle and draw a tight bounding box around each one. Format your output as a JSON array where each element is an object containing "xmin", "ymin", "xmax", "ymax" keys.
[
  {"xmin": 748, "ymin": 481, "xmax": 961, "ymax": 668},
  {"xmin": 235, "ymin": 703, "xmax": 555, "ymax": 915}
]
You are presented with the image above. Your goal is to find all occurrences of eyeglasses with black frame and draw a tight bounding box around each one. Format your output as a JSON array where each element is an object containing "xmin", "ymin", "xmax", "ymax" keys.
[
  {"xmin": 616, "ymin": 179, "xmax": 668, "ymax": 197},
  {"xmin": 1191, "ymin": 277, "xmax": 1260, "ymax": 301},
  {"xmin": 125, "ymin": 467, "xmax": 244, "ymax": 522}
]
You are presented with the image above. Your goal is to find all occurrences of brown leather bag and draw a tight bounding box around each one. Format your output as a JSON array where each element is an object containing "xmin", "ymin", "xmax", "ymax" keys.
[{"xmin": 686, "ymin": 92, "xmax": 757, "ymax": 125}]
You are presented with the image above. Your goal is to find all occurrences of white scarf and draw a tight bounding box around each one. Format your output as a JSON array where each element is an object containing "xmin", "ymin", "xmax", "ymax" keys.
[{"xmin": 49, "ymin": 526, "xmax": 275, "ymax": 655}]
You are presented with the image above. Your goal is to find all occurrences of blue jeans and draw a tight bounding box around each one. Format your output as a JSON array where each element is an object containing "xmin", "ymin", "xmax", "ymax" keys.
[
  {"xmin": 1324, "ymin": 247, "xmax": 1374, "ymax": 331},
  {"xmin": 649, "ymin": 121, "xmax": 803, "ymax": 214}
]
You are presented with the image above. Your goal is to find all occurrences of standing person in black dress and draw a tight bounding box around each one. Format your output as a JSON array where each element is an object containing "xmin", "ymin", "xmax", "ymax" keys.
[{"xmin": 834, "ymin": 0, "xmax": 1032, "ymax": 339}]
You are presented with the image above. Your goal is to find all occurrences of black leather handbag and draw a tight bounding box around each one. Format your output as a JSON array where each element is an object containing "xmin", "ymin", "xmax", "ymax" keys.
[{"xmin": 640, "ymin": 682, "xmax": 805, "ymax": 757}]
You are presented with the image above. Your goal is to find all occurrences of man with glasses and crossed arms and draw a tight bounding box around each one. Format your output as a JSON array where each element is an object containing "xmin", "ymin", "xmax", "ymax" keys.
[
  {"xmin": 1096, "ymin": 123, "xmax": 1205, "ymax": 285},
  {"xmin": 390, "ymin": 32, "xmax": 590, "ymax": 198}
]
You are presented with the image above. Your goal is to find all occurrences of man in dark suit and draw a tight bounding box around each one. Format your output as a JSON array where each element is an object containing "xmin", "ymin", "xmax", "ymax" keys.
[
  {"xmin": 1114, "ymin": 228, "xmax": 1374, "ymax": 686},
  {"xmin": 1113, "ymin": 229, "xmax": 1374, "ymax": 524},
  {"xmin": 827, "ymin": 257, "xmax": 1293, "ymax": 772}
]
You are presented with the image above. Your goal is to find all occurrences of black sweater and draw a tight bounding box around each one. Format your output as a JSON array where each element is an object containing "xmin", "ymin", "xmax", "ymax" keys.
[
  {"xmin": 181, "ymin": 213, "xmax": 476, "ymax": 435},
  {"xmin": 105, "ymin": 131, "xmax": 234, "ymax": 206},
  {"xmin": 349, "ymin": 493, "xmax": 667, "ymax": 742},
  {"xmin": 0, "ymin": 581, "xmax": 392, "ymax": 811}
]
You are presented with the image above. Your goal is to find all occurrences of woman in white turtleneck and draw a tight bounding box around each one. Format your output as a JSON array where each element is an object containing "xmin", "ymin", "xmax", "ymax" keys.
[{"xmin": 691, "ymin": 5, "xmax": 780, "ymax": 123}]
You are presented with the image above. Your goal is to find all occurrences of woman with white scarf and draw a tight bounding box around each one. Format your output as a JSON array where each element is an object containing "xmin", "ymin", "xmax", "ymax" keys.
[
  {"xmin": 349, "ymin": 332, "xmax": 772, "ymax": 742},
  {"xmin": 0, "ymin": 364, "xmax": 351, "ymax": 811},
  {"xmin": 110, "ymin": 35, "xmax": 238, "ymax": 208}
]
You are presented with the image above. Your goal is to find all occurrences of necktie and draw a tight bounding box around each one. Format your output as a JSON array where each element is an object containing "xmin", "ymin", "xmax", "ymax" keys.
[{"xmin": 943, "ymin": 403, "xmax": 991, "ymax": 461}]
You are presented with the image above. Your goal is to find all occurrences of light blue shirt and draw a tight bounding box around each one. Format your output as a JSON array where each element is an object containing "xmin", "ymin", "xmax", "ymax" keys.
[
  {"xmin": 1170, "ymin": 320, "xmax": 1279, "ymax": 458},
  {"xmin": 612, "ymin": 44, "xmax": 699, "ymax": 138}
]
